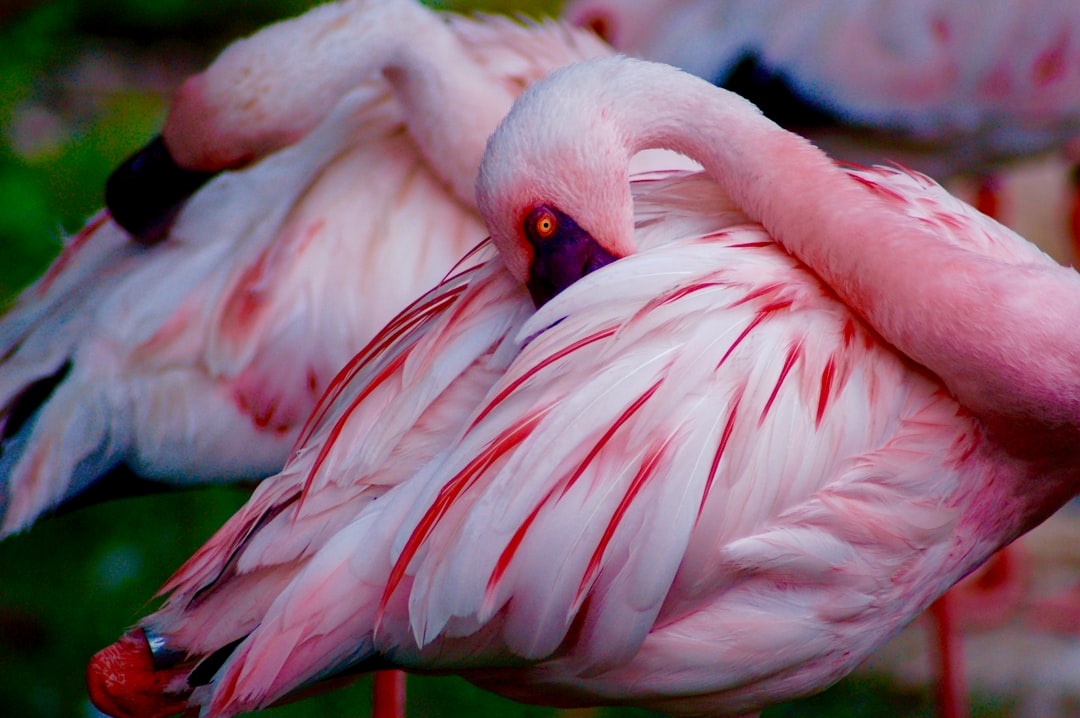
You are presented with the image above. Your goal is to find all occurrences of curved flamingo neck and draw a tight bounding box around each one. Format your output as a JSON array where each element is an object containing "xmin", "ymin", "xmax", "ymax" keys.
[
  {"xmin": 164, "ymin": 0, "xmax": 513, "ymax": 206},
  {"xmin": 604, "ymin": 59, "xmax": 1080, "ymax": 461}
]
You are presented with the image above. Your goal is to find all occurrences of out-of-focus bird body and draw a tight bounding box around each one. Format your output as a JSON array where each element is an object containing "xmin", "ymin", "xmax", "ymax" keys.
[
  {"xmin": 564, "ymin": 0, "xmax": 1080, "ymax": 177},
  {"xmin": 0, "ymin": 1, "xmax": 616, "ymax": 535}
]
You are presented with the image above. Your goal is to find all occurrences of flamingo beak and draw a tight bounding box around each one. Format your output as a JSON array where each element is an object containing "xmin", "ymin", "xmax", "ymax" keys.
[
  {"xmin": 525, "ymin": 206, "xmax": 618, "ymax": 307},
  {"xmin": 105, "ymin": 135, "xmax": 216, "ymax": 245}
]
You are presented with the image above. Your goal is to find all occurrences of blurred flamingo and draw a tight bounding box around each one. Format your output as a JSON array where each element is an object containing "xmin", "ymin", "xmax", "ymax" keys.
[
  {"xmin": 1, "ymin": 3, "xmax": 619, "ymax": 715},
  {"xmin": 87, "ymin": 56, "xmax": 1080, "ymax": 718},
  {"xmin": 0, "ymin": 0, "xmax": 627, "ymax": 538},
  {"xmin": 563, "ymin": 0, "xmax": 1080, "ymax": 260}
]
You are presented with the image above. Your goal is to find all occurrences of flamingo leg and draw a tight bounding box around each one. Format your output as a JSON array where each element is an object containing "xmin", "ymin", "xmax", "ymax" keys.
[
  {"xmin": 372, "ymin": 670, "xmax": 406, "ymax": 718},
  {"xmin": 973, "ymin": 174, "xmax": 1003, "ymax": 221},
  {"xmin": 929, "ymin": 593, "xmax": 969, "ymax": 718},
  {"xmin": 1069, "ymin": 166, "xmax": 1080, "ymax": 264}
]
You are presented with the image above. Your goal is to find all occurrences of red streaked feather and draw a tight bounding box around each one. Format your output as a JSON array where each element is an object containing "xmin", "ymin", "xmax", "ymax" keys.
[
  {"xmin": 438, "ymin": 239, "xmax": 493, "ymax": 283},
  {"xmin": 294, "ymin": 284, "xmax": 466, "ymax": 450},
  {"xmin": 759, "ymin": 340, "xmax": 803, "ymax": 425},
  {"xmin": 842, "ymin": 318, "xmax": 857, "ymax": 347},
  {"xmin": 378, "ymin": 410, "xmax": 547, "ymax": 625},
  {"xmin": 728, "ymin": 282, "xmax": 785, "ymax": 309},
  {"xmin": 716, "ymin": 298, "xmax": 792, "ymax": 368},
  {"xmin": 651, "ymin": 279, "xmax": 727, "ymax": 309},
  {"xmin": 556, "ymin": 380, "xmax": 662, "ymax": 502},
  {"xmin": 699, "ymin": 385, "xmax": 744, "ymax": 519},
  {"xmin": 850, "ymin": 172, "xmax": 907, "ymax": 202},
  {"xmin": 817, "ymin": 356, "xmax": 837, "ymax": 427},
  {"xmin": 572, "ymin": 422, "xmax": 671, "ymax": 613},
  {"xmin": 470, "ymin": 326, "xmax": 618, "ymax": 430},
  {"xmin": 484, "ymin": 379, "xmax": 663, "ymax": 606},
  {"xmin": 484, "ymin": 488, "xmax": 553, "ymax": 612},
  {"xmin": 726, "ymin": 240, "xmax": 772, "ymax": 249},
  {"xmin": 297, "ymin": 350, "xmax": 410, "ymax": 508}
]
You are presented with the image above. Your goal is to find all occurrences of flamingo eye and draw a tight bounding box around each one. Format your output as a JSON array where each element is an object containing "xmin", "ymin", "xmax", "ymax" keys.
[
  {"xmin": 583, "ymin": 13, "xmax": 612, "ymax": 43},
  {"xmin": 525, "ymin": 206, "xmax": 558, "ymax": 241}
]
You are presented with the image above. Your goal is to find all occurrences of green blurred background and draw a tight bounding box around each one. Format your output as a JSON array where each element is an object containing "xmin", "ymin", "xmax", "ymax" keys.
[{"xmin": 0, "ymin": 2, "xmax": 999, "ymax": 716}]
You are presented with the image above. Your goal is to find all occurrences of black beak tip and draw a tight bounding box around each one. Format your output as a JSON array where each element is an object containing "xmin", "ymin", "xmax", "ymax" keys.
[{"xmin": 104, "ymin": 135, "xmax": 217, "ymax": 245}]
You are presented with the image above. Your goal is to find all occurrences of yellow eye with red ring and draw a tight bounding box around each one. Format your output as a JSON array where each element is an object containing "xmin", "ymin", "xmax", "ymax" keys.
[{"xmin": 524, "ymin": 205, "xmax": 559, "ymax": 242}]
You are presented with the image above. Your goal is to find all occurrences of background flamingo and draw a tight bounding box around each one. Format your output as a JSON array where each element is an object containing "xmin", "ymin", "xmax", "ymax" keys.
[
  {"xmin": 0, "ymin": 0, "xmax": 618, "ymax": 537},
  {"xmin": 87, "ymin": 56, "xmax": 1080, "ymax": 718},
  {"xmin": 563, "ymin": 0, "xmax": 1080, "ymax": 263}
]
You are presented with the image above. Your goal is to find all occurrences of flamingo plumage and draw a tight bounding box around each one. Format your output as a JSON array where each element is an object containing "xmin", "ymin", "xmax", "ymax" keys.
[
  {"xmin": 0, "ymin": 0, "xmax": 622, "ymax": 537},
  {"xmin": 87, "ymin": 56, "xmax": 1080, "ymax": 718}
]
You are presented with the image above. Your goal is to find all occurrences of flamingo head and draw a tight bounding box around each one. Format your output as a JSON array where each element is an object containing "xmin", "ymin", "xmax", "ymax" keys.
[
  {"xmin": 476, "ymin": 61, "xmax": 637, "ymax": 308},
  {"xmin": 563, "ymin": 0, "xmax": 672, "ymax": 50}
]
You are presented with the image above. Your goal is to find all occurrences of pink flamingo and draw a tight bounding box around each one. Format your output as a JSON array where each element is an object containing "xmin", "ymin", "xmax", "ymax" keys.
[
  {"xmin": 0, "ymin": 0, "xmax": 621, "ymax": 537},
  {"xmin": 564, "ymin": 0, "xmax": 1080, "ymax": 259},
  {"xmin": 87, "ymin": 56, "xmax": 1080, "ymax": 717}
]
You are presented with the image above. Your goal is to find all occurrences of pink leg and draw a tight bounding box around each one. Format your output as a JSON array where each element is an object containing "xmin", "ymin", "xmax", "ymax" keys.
[
  {"xmin": 927, "ymin": 547, "xmax": 1025, "ymax": 718},
  {"xmin": 1069, "ymin": 166, "xmax": 1080, "ymax": 264},
  {"xmin": 928, "ymin": 594, "xmax": 968, "ymax": 718},
  {"xmin": 973, "ymin": 174, "xmax": 1003, "ymax": 221},
  {"xmin": 372, "ymin": 670, "xmax": 406, "ymax": 718}
]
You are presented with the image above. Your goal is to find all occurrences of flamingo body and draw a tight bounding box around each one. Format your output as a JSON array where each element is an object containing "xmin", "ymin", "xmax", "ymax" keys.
[
  {"xmin": 89, "ymin": 63, "xmax": 1080, "ymax": 713},
  {"xmin": 199, "ymin": 175, "xmax": 1040, "ymax": 718},
  {"xmin": 0, "ymin": 0, "xmax": 615, "ymax": 536}
]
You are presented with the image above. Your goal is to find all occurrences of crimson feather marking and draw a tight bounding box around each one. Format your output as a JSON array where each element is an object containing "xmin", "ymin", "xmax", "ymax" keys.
[
  {"xmin": 297, "ymin": 350, "xmax": 410, "ymax": 509},
  {"xmin": 207, "ymin": 650, "xmax": 245, "ymax": 714},
  {"xmin": 760, "ymin": 341, "xmax": 803, "ymax": 425},
  {"xmin": 378, "ymin": 410, "xmax": 547, "ymax": 625},
  {"xmin": 470, "ymin": 326, "xmax": 618, "ymax": 430},
  {"xmin": 296, "ymin": 285, "xmax": 464, "ymax": 444},
  {"xmin": 717, "ymin": 314, "xmax": 766, "ymax": 368},
  {"xmin": 483, "ymin": 490, "xmax": 553, "ymax": 614},
  {"xmin": 699, "ymin": 386, "xmax": 744, "ymax": 519},
  {"xmin": 728, "ymin": 282, "xmax": 785, "ymax": 309},
  {"xmin": 483, "ymin": 379, "xmax": 663, "ymax": 607},
  {"xmin": 651, "ymin": 279, "xmax": 726, "ymax": 309},
  {"xmin": 294, "ymin": 284, "xmax": 466, "ymax": 449},
  {"xmin": 572, "ymin": 409, "xmax": 670, "ymax": 613},
  {"xmin": 555, "ymin": 380, "xmax": 662, "ymax": 503},
  {"xmin": 438, "ymin": 239, "xmax": 494, "ymax": 283},
  {"xmin": 716, "ymin": 298, "xmax": 793, "ymax": 368},
  {"xmin": 842, "ymin": 318, "xmax": 857, "ymax": 348},
  {"xmin": 850, "ymin": 172, "xmax": 907, "ymax": 203},
  {"xmin": 817, "ymin": 356, "xmax": 837, "ymax": 427}
]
